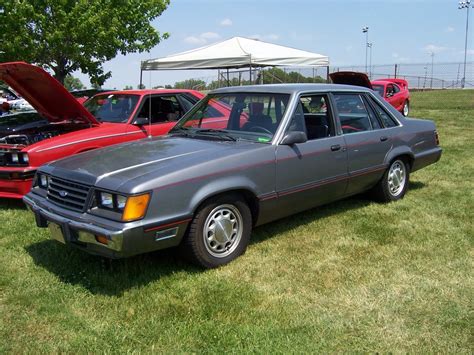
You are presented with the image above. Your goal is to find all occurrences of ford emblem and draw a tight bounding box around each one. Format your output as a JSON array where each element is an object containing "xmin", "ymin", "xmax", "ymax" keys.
[{"xmin": 59, "ymin": 190, "xmax": 68, "ymax": 198}]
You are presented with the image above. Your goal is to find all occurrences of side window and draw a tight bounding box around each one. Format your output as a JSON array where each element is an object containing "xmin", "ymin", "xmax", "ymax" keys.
[
  {"xmin": 368, "ymin": 96, "xmax": 399, "ymax": 128},
  {"xmin": 178, "ymin": 94, "xmax": 198, "ymax": 112},
  {"xmin": 333, "ymin": 94, "xmax": 372, "ymax": 134},
  {"xmin": 392, "ymin": 84, "xmax": 400, "ymax": 94},
  {"xmin": 138, "ymin": 95, "xmax": 182, "ymax": 124},
  {"xmin": 362, "ymin": 96, "xmax": 382, "ymax": 129},
  {"xmin": 287, "ymin": 94, "xmax": 332, "ymax": 140}
]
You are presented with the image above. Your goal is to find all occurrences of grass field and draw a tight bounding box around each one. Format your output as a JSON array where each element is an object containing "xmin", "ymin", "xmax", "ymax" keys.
[{"xmin": 0, "ymin": 90, "xmax": 472, "ymax": 352}]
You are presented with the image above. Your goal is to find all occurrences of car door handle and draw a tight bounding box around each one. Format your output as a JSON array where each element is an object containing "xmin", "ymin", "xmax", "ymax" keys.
[
  {"xmin": 380, "ymin": 136, "xmax": 388, "ymax": 142},
  {"xmin": 331, "ymin": 144, "xmax": 341, "ymax": 151}
]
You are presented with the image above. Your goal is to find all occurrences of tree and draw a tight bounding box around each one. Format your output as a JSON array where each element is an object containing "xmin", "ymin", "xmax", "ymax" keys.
[
  {"xmin": 123, "ymin": 85, "xmax": 133, "ymax": 90},
  {"xmin": 0, "ymin": 0, "xmax": 170, "ymax": 85},
  {"xmin": 63, "ymin": 75, "xmax": 85, "ymax": 91},
  {"xmin": 137, "ymin": 84, "xmax": 146, "ymax": 89},
  {"xmin": 174, "ymin": 79, "xmax": 206, "ymax": 90}
]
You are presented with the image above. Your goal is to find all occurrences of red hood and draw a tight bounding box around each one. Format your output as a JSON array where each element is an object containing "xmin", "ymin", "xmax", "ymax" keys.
[
  {"xmin": 0, "ymin": 62, "xmax": 100, "ymax": 125},
  {"xmin": 329, "ymin": 71, "xmax": 373, "ymax": 90}
]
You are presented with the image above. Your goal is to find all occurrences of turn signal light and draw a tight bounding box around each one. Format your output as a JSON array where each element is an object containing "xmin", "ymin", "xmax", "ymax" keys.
[
  {"xmin": 434, "ymin": 131, "xmax": 440, "ymax": 145},
  {"xmin": 95, "ymin": 234, "xmax": 109, "ymax": 245},
  {"xmin": 122, "ymin": 193, "xmax": 150, "ymax": 222}
]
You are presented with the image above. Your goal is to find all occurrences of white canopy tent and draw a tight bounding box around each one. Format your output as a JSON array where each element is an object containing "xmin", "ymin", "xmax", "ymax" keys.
[{"xmin": 140, "ymin": 36, "xmax": 329, "ymax": 85}]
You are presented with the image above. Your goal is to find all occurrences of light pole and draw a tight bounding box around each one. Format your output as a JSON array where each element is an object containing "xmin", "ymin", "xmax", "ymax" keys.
[
  {"xmin": 459, "ymin": 0, "xmax": 473, "ymax": 88},
  {"xmin": 430, "ymin": 52, "xmax": 435, "ymax": 88},
  {"xmin": 368, "ymin": 43, "xmax": 373, "ymax": 79},
  {"xmin": 362, "ymin": 26, "xmax": 369, "ymax": 73}
]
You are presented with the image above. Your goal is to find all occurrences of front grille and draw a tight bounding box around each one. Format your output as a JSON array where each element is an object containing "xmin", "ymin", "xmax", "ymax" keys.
[{"xmin": 47, "ymin": 177, "xmax": 91, "ymax": 212}]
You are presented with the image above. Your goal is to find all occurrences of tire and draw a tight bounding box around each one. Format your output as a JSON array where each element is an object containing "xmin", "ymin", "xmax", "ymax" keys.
[
  {"xmin": 402, "ymin": 100, "xmax": 409, "ymax": 117},
  {"xmin": 371, "ymin": 158, "xmax": 410, "ymax": 202},
  {"xmin": 181, "ymin": 194, "xmax": 252, "ymax": 268}
]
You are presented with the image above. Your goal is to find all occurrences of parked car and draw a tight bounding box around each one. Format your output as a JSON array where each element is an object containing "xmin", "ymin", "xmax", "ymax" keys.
[
  {"xmin": 0, "ymin": 61, "xmax": 205, "ymax": 198},
  {"xmin": 330, "ymin": 71, "xmax": 411, "ymax": 116},
  {"xmin": 24, "ymin": 84, "xmax": 442, "ymax": 268}
]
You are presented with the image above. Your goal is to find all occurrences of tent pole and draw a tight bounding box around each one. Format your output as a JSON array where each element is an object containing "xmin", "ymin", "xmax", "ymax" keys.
[
  {"xmin": 227, "ymin": 68, "xmax": 230, "ymax": 86},
  {"xmin": 139, "ymin": 68, "xmax": 143, "ymax": 88},
  {"xmin": 249, "ymin": 55, "xmax": 252, "ymax": 84},
  {"xmin": 326, "ymin": 66, "xmax": 330, "ymax": 83}
]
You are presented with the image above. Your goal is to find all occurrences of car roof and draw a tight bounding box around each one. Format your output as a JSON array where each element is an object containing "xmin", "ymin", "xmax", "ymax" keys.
[
  {"xmin": 97, "ymin": 89, "xmax": 200, "ymax": 96},
  {"xmin": 209, "ymin": 83, "xmax": 373, "ymax": 95}
]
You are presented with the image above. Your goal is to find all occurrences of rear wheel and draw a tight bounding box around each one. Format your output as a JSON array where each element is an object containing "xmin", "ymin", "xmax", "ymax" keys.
[
  {"xmin": 181, "ymin": 194, "xmax": 252, "ymax": 268},
  {"xmin": 402, "ymin": 100, "xmax": 409, "ymax": 116},
  {"xmin": 371, "ymin": 158, "xmax": 410, "ymax": 202}
]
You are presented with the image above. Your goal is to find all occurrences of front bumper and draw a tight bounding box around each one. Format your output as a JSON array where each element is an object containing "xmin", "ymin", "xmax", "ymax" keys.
[
  {"xmin": 23, "ymin": 193, "xmax": 191, "ymax": 259},
  {"xmin": 0, "ymin": 168, "xmax": 36, "ymax": 198}
]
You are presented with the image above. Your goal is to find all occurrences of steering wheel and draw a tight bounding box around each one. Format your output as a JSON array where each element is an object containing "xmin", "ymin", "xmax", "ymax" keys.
[{"xmin": 248, "ymin": 125, "xmax": 273, "ymax": 135}]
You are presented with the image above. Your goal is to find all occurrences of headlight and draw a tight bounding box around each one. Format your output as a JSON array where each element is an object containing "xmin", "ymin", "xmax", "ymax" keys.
[
  {"xmin": 7, "ymin": 152, "xmax": 29, "ymax": 165},
  {"xmin": 36, "ymin": 173, "xmax": 50, "ymax": 189},
  {"xmin": 95, "ymin": 191, "xmax": 150, "ymax": 222}
]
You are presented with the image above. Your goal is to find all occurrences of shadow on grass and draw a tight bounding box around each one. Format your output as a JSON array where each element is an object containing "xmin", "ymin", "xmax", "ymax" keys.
[
  {"xmin": 25, "ymin": 182, "xmax": 428, "ymax": 296},
  {"xmin": 26, "ymin": 241, "xmax": 200, "ymax": 296},
  {"xmin": 409, "ymin": 180, "xmax": 426, "ymax": 190},
  {"xmin": 0, "ymin": 198, "xmax": 27, "ymax": 210}
]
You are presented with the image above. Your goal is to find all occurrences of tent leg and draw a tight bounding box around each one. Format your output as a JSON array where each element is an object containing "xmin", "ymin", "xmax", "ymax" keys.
[
  {"xmin": 326, "ymin": 66, "xmax": 330, "ymax": 83},
  {"xmin": 139, "ymin": 69, "xmax": 143, "ymax": 88},
  {"xmin": 227, "ymin": 68, "xmax": 230, "ymax": 86}
]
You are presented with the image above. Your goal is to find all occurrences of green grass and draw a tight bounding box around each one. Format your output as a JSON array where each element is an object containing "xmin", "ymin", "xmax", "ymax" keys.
[{"xmin": 0, "ymin": 90, "xmax": 473, "ymax": 352}]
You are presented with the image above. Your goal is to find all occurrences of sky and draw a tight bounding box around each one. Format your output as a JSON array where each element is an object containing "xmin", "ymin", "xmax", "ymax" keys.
[{"xmin": 75, "ymin": 0, "xmax": 474, "ymax": 89}]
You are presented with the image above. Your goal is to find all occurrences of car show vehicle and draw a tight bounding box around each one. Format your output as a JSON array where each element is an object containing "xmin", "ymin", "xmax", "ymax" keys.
[
  {"xmin": 24, "ymin": 84, "xmax": 442, "ymax": 268},
  {"xmin": 0, "ymin": 62, "xmax": 205, "ymax": 198},
  {"xmin": 330, "ymin": 71, "xmax": 411, "ymax": 116},
  {"xmin": 0, "ymin": 86, "xmax": 34, "ymax": 111}
]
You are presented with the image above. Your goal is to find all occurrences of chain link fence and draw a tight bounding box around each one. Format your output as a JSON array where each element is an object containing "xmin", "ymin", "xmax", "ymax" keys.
[{"xmin": 174, "ymin": 61, "xmax": 474, "ymax": 90}]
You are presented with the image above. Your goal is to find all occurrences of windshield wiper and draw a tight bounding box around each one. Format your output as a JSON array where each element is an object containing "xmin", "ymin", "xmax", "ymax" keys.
[
  {"xmin": 169, "ymin": 126, "xmax": 193, "ymax": 136},
  {"xmin": 194, "ymin": 129, "xmax": 238, "ymax": 141}
]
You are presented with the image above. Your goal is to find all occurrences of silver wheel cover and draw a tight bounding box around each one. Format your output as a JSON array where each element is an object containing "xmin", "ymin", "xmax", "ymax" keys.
[
  {"xmin": 388, "ymin": 160, "xmax": 406, "ymax": 196},
  {"xmin": 203, "ymin": 204, "xmax": 243, "ymax": 258},
  {"xmin": 403, "ymin": 102, "xmax": 409, "ymax": 116}
]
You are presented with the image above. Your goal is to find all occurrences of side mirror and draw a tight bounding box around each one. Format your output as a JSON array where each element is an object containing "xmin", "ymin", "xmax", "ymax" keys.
[
  {"xmin": 133, "ymin": 116, "xmax": 149, "ymax": 125},
  {"xmin": 280, "ymin": 131, "xmax": 307, "ymax": 145}
]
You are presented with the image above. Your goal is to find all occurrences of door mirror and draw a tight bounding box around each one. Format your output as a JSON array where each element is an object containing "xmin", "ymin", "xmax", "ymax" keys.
[
  {"xmin": 280, "ymin": 131, "xmax": 307, "ymax": 145},
  {"xmin": 133, "ymin": 116, "xmax": 149, "ymax": 125}
]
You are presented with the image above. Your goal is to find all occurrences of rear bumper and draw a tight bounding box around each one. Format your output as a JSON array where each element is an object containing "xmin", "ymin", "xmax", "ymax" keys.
[
  {"xmin": 412, "ymin": 147, "xmax": 442, "ymax": 172},
  {"xmin": 23, "ymin": 193, "xmax": 190, "ymax": 259}
]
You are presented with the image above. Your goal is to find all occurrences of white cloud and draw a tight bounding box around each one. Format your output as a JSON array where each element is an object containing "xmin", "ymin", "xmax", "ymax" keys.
[
  {"xmin": 220, "ymin": 18, "xmax": 232, "ymax": 26},
  {"xmin": 445, "ymin": 26, "xmax": 455, "ymax": 33},
  {"xmin": 249, "ymin": 34, "xmax": 279, "ymax": 42},
  {"xmin": 346, "ymin": 45, "xmax": 353, "ymax": 52},
  {"xmin": 423, "ymin": 44, "xmax": 448, "ymax": 54},
  {"xmin": 184, "ymin": 32, "xmax": 221, "ymax": 45}
]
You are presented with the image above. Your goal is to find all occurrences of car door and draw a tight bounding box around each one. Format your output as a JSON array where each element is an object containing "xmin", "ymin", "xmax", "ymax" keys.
[
  {"xmin": 274, "ymin": 93, "xmax": 348, "ymax": 218},
  {"xmin": 332, "ymin": 92, "xmax": 392, "ymax": 195},
  {"xmin": 128, "ymin": 94, "xmax": 191, "ymax": 138}
]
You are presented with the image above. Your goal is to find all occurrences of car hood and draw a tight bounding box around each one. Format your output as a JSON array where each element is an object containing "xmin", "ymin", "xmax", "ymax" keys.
[
  {"xmin": 0, "ymin": 62, "xmax": 100, "ymax": 126},
  {"xmin": 42, "ymin": 136, "xmax": 261, "ymax": 191},
  {"xmin": 329, "ymin": 71, "xmax": 373, "ymax": 89}
]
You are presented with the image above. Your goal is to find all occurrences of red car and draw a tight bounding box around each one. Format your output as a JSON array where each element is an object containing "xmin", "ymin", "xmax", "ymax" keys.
[
  {"xmin": 0, "ymin": 62, "xmax": 205, "ymax": 198},
  {"xmin": 329, "ymin": 72, "xmax": 410, "ymax": 116}
]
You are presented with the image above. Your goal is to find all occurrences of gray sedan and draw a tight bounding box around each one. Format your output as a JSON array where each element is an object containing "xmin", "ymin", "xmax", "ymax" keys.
[{"xmin": 24, "ymin": 84, "xmax": 442, "ymax": 268}]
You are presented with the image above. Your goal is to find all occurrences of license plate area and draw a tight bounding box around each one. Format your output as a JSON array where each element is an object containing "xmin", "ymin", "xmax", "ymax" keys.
[{"xmin": 48, "ymin": 222, "xmax": 66, "ymax": 244}]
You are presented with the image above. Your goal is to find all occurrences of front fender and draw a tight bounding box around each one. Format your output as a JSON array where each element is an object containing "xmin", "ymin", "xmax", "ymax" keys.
[{"xmin": 189, "ymin": 175, "xmax": 260, "ymax": 213}]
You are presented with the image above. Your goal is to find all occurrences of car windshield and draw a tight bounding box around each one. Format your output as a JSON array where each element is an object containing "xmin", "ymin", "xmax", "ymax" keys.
[
  {"xmin": 372, "ymin": 85, "xmax": 384, "ymax": 97},
  {"xmin": 84, "ymin": 94, "xmax": 139, "ymax": 123},
  {"xmin": 170, "ymin": 93, "xmax": 291, "ymax": 143}
]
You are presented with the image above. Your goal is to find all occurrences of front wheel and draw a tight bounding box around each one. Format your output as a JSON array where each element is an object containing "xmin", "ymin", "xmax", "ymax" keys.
[
  {"xmin": 181, "ymin": 194, "xmax": 252, "ymax": 268},
  {"xmin": 371, "ymin": 159, "xmax": 410, "ymax": 202},
  {"xmin": 402, "ymin": 100, "xmax": 409, "ymax": 116}
]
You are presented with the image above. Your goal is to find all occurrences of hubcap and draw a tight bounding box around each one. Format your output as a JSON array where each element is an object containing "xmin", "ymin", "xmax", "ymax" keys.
[
  {"xmin": 388, "ymin": 160, "xmax": 406, "ymax": 196},
  {"xmin": 403, "ymin": 102, "xmax": 409, "ymax": 116},
  {"xmin": 203, "ymin": 204, "xmax": 243, "ymax": 258}
]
